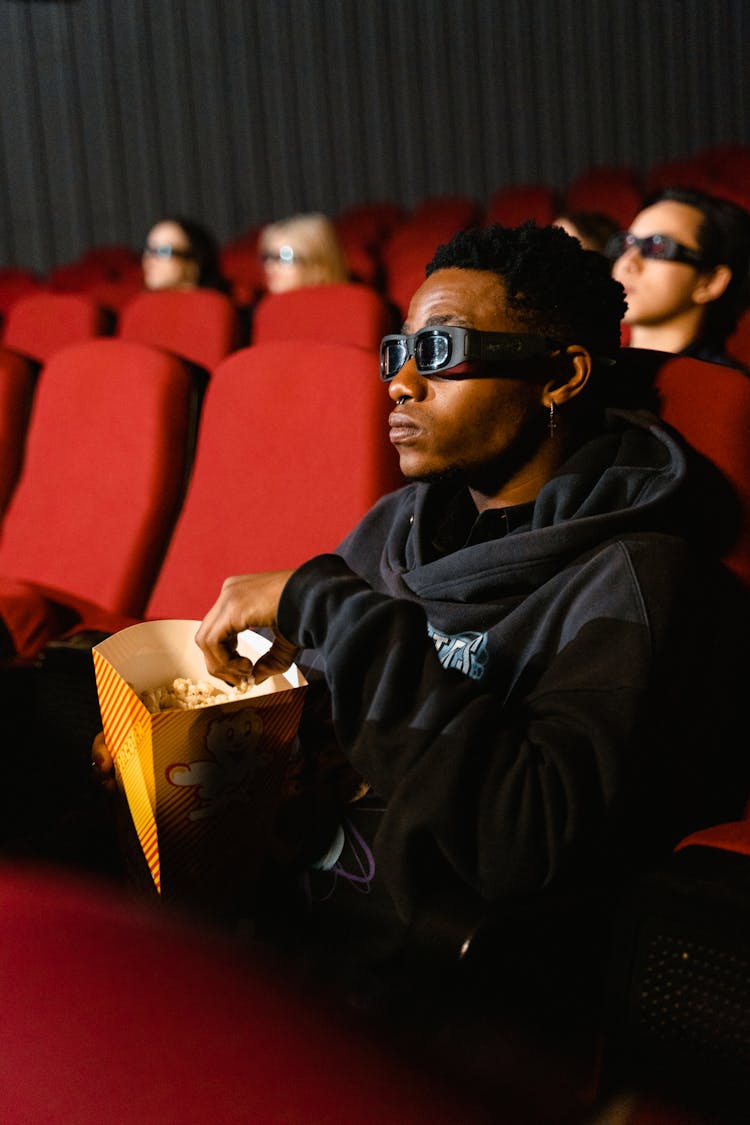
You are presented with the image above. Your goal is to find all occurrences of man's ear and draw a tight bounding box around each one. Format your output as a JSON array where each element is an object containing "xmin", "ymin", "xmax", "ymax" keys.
[
  {"xmin": 693, "ymin": 264, "xmax": 732, "ymax": 306},
  {"xmin": 542, "ymin": 345, "xmax": 592, "ymax": 407}
]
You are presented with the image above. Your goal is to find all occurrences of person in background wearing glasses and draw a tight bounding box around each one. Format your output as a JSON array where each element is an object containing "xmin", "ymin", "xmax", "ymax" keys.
[
  {"xmin": 258, "ymin": 212, "xmax": 348, "ymax": 295},
  {"xmin": 607, "ymin": 186, "xmax": 750, "ymax": 371},
  {"xmin": 96, "ymin": 223, "xmax": 748, "ymax": 1039},
  {"xmin": 141, "ymin": 216, "xmax": 229, "ymax": 293}
]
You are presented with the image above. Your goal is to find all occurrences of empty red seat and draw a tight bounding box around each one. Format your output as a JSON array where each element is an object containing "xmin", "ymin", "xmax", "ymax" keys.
[
  {"xmin": 335, "ymin": 201, "xmax": 406, "ymax": 252},
  {"xmin": 0, "ymin": 339, "xmax": 195, "ymax": 658},
  {"xmin": 142, "ymin": 340, "xmax": 402, "ymax": 621},
  {"xmin": 654, "ymin": 353, "xmax": 750, "ymax": 588},
  {"xmin": 2, "ymin": 291, "xmax": 111, "ymax": 364},
  {"xmin": 0, "ymin": 268, "xmax": 41, "ymax": 321},
  {"xmin": 220, "ymin": 234, "xmax": 263, "ymax": 306},
  {"xmin": 0, "ymin": 347, "xmax": 36, "ymax": 519},
  {"xmin": 619, "ymin": 349, "xmax": 750, "ymax": 588},
  {"xmin": 118, "ymin": 288, "xmax": 240, "ymax": 372},
  {"xmin": 564, "ymin": 166, "xmax": 643, "ymax": 228},
  {"xmin": 83, "ymin": 268, "xmax": 144, "ymax": 313},
  {"xmin": 485, "ymin": 184, "xmax": 558, "ymax": 227},
  {"xmin": 409, "ymin": 195, "xmax": 482, "ymax": 231},
  {"xmin": 251, "ymin": 282, "xmax": 395, "ymax": 351}
]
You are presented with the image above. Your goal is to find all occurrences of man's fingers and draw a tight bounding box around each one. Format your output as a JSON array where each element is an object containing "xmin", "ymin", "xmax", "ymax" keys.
[{"xmin": 253, "ymin": 636, "xmax": 300, "ymax": 685}]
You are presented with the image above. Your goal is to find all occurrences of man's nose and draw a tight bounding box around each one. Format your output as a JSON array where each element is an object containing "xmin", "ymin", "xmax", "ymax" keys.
[{"xmin": 387, "ymin": 358, "xmax": 424, "ymax": 402}]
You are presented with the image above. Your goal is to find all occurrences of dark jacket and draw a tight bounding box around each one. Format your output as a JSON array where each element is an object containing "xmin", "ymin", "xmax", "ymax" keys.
[{"xmin": 277, "ymin": 410, "xmax": 748, "ymax": 936}]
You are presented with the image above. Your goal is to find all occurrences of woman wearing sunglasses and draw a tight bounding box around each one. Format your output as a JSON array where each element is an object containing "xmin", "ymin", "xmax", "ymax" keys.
[
  {"xmin": 141, "ymin": 216, "xmax": 228, "ymax": 293},
  {"xmin": 607, "ymin": 186, "xmax": 750, "ymax": 370}
]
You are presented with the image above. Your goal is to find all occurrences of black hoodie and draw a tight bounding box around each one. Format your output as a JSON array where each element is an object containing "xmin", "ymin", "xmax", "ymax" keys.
[{"xmin": 276, "ymin": 409, "xmax": 748, "ymax": 939}]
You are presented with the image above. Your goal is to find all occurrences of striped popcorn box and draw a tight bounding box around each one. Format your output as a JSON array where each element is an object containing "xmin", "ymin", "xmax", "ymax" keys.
[{"xmin": 93, "ymin": 620, "xmax": 307, "ymax": 918}]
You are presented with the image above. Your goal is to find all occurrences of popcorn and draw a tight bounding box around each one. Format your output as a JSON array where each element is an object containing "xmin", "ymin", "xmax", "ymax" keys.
[{"xmin": 139, "ymin": 676, "xmax": 254, "ymax": 713}]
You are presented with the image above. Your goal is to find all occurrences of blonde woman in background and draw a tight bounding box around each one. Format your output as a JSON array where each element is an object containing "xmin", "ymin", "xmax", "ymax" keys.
[{"xmin": 259, "ymin": 212, "xmax": 349, "ymax": 294}]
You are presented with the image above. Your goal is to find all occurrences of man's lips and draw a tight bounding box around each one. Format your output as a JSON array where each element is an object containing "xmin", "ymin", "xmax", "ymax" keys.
[{"xmin": 388, "ymin": 410, "xmax": 421, "ymax": 443}]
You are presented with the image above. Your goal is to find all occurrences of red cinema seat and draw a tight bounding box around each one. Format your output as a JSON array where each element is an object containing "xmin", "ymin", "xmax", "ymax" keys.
[
  {"xmin": 0, "ymin": 268, "xmax": 41, "ymax": 321},
  {"xmin": 143, "ymin": 340, "xmax": 402, "ymax": 621},
  {"xmin": 409, "ymin": 195, "xmax": 482, "ymax": 231},
  {"xmin": 0, "ymin": 347, "xmax": 36, "ymax": 519},
  {"xmin": 251, "ymin": 283, "xmax": 395, "ymax": 351},
  {"xmin": 220, "ymin": 234, "xmax": 264, "ymax": 306},
  {"xmin": 653, "ymin": 353, "xmax": 750, "ymax": 587},
  {"xmin": 563, "ymin": 166, "xmax": 643, "ymax": 229},
  {"xmin": 118, "ymin": 288, "xmax": 240, "ymax": 373},
  {"xmin": 0, "ymin": 339, "xmax": 195, "ymax": 658},
  {"xmin": 485, "ymin": 184, "xmax": 559, "ymax": 227},
  {"xmin": 0, "ymin": 864, "xmax": 496, "ymax": 1125},
  {"xmin": 2, "ymin": 291, "xmax": 111, "ymax": 364},
  {"xmin": 335, "ymin": 200, "xmax": 406, "ymax": 251}
]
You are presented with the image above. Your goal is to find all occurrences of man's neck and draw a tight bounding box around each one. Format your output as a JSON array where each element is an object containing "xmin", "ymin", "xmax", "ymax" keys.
[{"xmin": 468, "ymin": 434, "xmax": 576, "ymax": 513}]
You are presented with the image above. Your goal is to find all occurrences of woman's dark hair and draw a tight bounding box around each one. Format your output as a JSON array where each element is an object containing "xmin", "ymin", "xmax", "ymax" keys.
[
  {"xmin": 643, "ymin": 186, "xmax": 750, "ymax": 347},
  {"xmin": 168, "ymin": 216, "xmax": 230, "ymax": 293},
  {"xmin": 427, "ymin": 221, "xmax": 626, "ymax": 365}
]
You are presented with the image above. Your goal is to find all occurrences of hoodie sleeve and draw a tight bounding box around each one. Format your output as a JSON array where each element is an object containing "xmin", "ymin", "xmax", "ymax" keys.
[{"xmin": 276, "ymin": 547, "xmax": 684, "ymax": 919}]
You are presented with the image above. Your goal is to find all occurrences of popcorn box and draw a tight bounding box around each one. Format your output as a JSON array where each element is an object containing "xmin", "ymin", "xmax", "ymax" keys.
[{"xmin": 92, "ymin": 619, "xmax": 307, "ymax": 917}]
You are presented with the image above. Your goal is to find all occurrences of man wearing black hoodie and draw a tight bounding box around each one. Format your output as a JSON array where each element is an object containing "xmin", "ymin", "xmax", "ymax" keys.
[{"xmin": 195, "ymin": 224, "xmax": 746, "ymax": 1002}]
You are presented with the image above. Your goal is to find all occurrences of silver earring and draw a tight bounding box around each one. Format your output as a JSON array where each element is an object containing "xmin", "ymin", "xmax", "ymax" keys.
[{"xmin": 548, "ymin": 401, "xmax": 557, "ymax": 436}]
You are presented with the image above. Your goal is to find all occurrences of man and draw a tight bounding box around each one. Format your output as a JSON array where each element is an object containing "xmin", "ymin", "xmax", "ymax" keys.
[
  {"xmin": 194, "ymin": 223, "xmax": 748, "ymax": 985},
  {"xmin": 607, "ymin": 185, "xmax": 750, "ymax": 370}
]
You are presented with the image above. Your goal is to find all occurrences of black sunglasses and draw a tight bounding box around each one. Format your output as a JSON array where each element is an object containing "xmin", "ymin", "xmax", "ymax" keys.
[
  {"xmin": 380, "ymin": 327, "xmax": 566, "ymax": 381},
  {"xmin": 605, "ymin": 232, "xmax": 706, "ymax": 268}
]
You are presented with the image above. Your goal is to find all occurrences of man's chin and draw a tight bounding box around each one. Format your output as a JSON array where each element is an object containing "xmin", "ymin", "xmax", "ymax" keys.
[{"xmin": 401, "ymin": 464, "xmax": 469, "ymax": 485}]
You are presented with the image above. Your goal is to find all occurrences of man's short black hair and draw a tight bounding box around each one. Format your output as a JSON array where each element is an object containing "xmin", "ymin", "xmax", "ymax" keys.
[
  {"xmin": 426, "ymin": 221, "xmax": 626, "ymax": 363},
  {"xmin": 641, "ymin": 186, "xmax": 750, "ymax": 347}
]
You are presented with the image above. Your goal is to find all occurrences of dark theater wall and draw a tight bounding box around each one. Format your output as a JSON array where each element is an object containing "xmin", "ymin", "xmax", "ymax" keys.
[{"xmin": 0, "ymin": 0, "xmax": 748, "ymax": 274}]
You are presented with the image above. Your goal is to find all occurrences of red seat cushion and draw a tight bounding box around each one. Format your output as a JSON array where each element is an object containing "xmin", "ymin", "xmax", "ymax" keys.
[{"xmin": 0, "ymin": 339, "xmax": 194, "ymax": 646}]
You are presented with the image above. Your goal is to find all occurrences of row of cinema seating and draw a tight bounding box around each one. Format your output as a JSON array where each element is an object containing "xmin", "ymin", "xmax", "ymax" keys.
[
  {"xmin": 0, "ymin": 281, "xmax": 398, "ymax": 374},
  {"xmin": 2, "ymin": 143, "xmax": 750, "ymax": 325},
  {"xmin": 0, "ymin": 334, "xmax": 403, "ymax": 661}
]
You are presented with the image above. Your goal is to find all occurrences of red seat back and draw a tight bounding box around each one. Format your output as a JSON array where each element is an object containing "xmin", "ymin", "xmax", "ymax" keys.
[
  {"xmin": 0, "ymin": 347, "xmax": 36, "ymax": 518},
  {"xmin": 2, "ymin": 291, "xmax": 110, "ymax": 363},
  {"xmin": 146, "ymin": 340, "xmax": 402, "ymax": 619},
  {"xmin": 651, "ymin": 353, "xmax": 750, "ymax": 587},
  {"xmin": 409, "ymin": 194, "xmax": 482, "ymax": 231},
  {"xmin": 485, "ymin": 184, "xmax": 558, "ymax": 227},
  {"xmin": 0, "ymin": 268, "xmax": 41, "ymax": 319},
  {"xmin": 251, "ymin": 282, "xmax": 394, "ymax": 351},
  {"xmin": 0, "ymin": 865, "xmax": 493, "ymax": 1125},
  {"xmin": 118, "ymin": 288, "xmax": 239, "ymax": 372},
  {"xmin": 0, "ymin": 338, "xmax": 194, "ymax": 618}
]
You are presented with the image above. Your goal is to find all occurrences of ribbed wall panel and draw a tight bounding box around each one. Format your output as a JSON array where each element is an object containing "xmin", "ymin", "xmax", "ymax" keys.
[{"xmin": 0, "ymin": 0, "xmax": 748, "ymax": 273}]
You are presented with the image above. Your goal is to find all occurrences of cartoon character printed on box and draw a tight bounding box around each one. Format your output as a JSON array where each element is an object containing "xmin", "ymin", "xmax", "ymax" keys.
[{"xmin": 167, "ymin": 709, "xmax": 270, "ymax": 820}]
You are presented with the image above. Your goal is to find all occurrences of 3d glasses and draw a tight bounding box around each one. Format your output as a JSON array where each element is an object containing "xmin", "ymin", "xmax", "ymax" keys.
[
  {"xmin": 605, "ymin": 232, "xmax": 705, "ymax": 268},
  {"xmin": 379, "ymin": 326, "xmax": 565, "ymax": 381}
]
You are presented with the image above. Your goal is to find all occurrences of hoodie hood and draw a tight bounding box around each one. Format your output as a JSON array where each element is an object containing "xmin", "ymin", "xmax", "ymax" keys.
[{"xmin": 340, "ymin": 409, "xmax": 689, "ymax": 604}]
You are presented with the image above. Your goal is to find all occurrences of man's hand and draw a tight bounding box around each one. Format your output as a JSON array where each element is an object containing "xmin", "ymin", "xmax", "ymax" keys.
[
  {"xmin": 91, "ymin": 731, "xmax": 116, "ymax": 794},
  {"xmin": 195, "ymin": 571, "xmax": 297, "ymax": 686}
]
